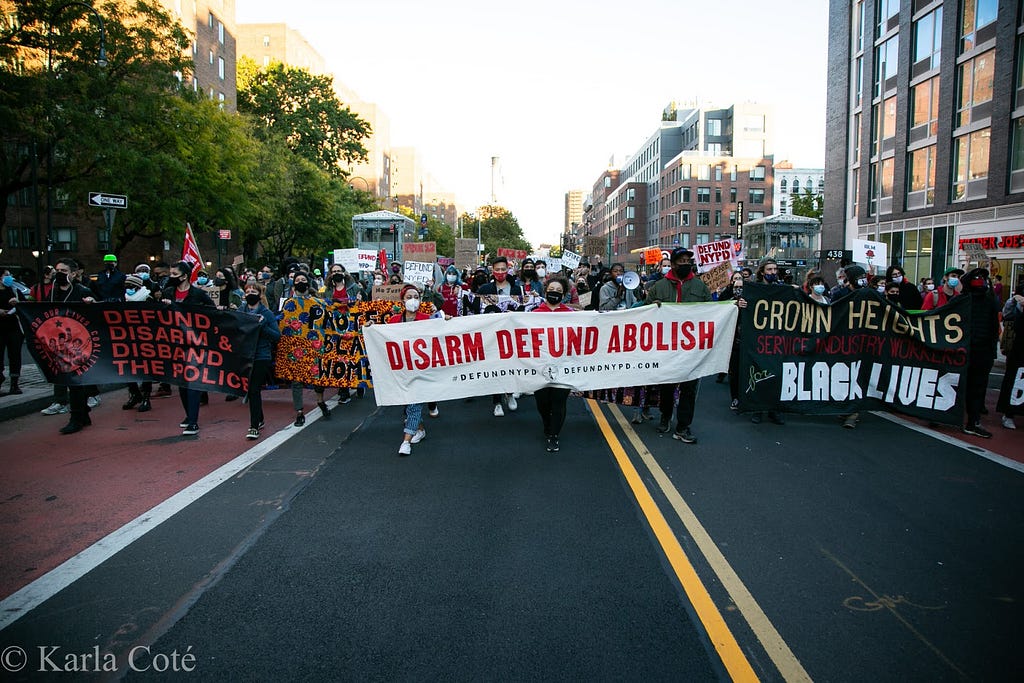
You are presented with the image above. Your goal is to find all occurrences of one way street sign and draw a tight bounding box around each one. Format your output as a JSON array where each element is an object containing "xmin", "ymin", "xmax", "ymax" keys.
[{"xmin": 88, "ymin": 192, "xmax": 128, "ymax": 209}]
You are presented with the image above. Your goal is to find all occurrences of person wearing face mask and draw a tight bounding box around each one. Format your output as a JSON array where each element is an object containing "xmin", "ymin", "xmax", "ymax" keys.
[
  {"xmin": 46, "ymin": 259, "xmax": 99, "ymax": 432},
  {"xmin": 159, "ymin": 261, "xmax": 216, "ymax": 436},
  {"xmin": 921, "ymin": 267, "xmax": 964, "ymax": 310},
  {"xmin": 387, "ymin": 284, "xmax": 433, "ymax": 455},
  {"xmin": 599, "ymin": 263, "xmax": 639, "ymax": 311},
  {"xmin": 30, "ymin": 266, "xmax": 55, "ymax": 302},
  {"xmin": 120, "ymin": 274, "xmax": 155, "ymax": 413},
  {"xmin": 714, "ymin": 271, "xmax": 748, "ymax": 404},
  {"xmin": 91, "ymin": 254, "xmax": 127, "ymax": 302},
  {"xmin": 745, "ymin": 260, "xmax": 788, "ymax": 425},
  {"xmin": 439, "ymin": 265, "xmax": 466, "ymax": 317},
  {"xmin": 959, "ymin": 268, "xmax": 1001, "ymax": 439},
  {"xmin": 241, "ymin": 283, "xmax": 281, "ymax": 440},
  {"xmin": 327, "ymin": 263, "xmax": 362, "ymax": 404},
  {"xmin": 920, "ymin": 277, "xmax": 935, "ymax": 296},
  {"xmin": 475, "ymin": 257, "xmax": 523, "ymax": 415},
  {"xmin": 884, "ymin": 265, "xmax": 923, "ymax": 309},
  {"xmin": 531, "ymin": 276, "xmax": 575, "ymax": 452},
  {"xmin": 518, "ymin": 258, "xmax": 542, "ymax": 296},
  {"xmin": 645, "ymin": 248, "xmax": 711, "ymax": 444},
  {"xmin": 805, "ymin": 275, "xmax": 831, "ymax": 305},
  {"xmin": 997, "ymin": 283, "xmax": 1024, "ymax": 430},
  {"xmin": 0, "ymin": 268, "xmax": 28, "ymax": 396},
  {"xmin": 827, "ymin": 264, "xmax": 873, "ymax": 429},
  {"xmin": 282, "ymin": 271, "xmax": 331, "ymax": 427}
]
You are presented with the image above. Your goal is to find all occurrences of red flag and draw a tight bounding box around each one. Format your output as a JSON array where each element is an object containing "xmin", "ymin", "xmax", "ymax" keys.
[
  {"xmin": 378, "ymin": 249, "xmax": 388, "ymax": 274},
  {"xmin": 181, "ymin": 223, "xmax": 204, "ymax": 283}
]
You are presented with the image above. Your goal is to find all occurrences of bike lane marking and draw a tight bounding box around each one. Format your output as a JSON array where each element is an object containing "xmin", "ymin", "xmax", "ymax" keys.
[
  {"xmin": 602, "ymin": 402, "xmax": 813, "ymax": 683},
  {"xmin": 586, "ymin": 399, "xmax": 759, "ymax": 682}
]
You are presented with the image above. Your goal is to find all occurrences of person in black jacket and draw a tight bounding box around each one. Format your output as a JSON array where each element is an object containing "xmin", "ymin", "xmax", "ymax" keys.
[
  {"xmin": 50, "ymin": 259, "xmax": 98, "ymax": 434},
  {"xmin": 959, "ymin": 268, "xmax": 1002, "ymax": 439},
  {"xmin": 885, "ymin": 264, "xmax": 923, "ymax": 309},
  {"xmin": 91, "ymin": 254, "xmax": 127, "ymax": 302},
  {"xmin": 160, "ymin": 260, "xmax": 216, "ymax": 436}
]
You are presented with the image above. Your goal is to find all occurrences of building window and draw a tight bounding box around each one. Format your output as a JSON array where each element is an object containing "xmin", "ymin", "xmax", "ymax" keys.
[
  {"xmin": 874, "ymin": 35, "xmax": 899, "ymax": 97},
  {"xmin": 1017, "ymin": 36, "xmax": 1024, "ymax": 109},
  {"xmin": 951, "ymin": 128, "xmax": 990, "ymax": 200},
  {"xmin": 208, "ymin": 49, "xmax": 213, "ymax": 65},
  {"xmin": 698, "ymin": 164, "xmax": 710, "ymax": 180},
  {"xmin": 749, "ymin": 189, "xmax": 765, "ymax": 204},
  {"xmin": 697, "ymin": 211, "xmax": 710, "ymax": 227},
  {"xmin": 218, "ymin": 21, "xmax": 224, "ymax": 44},
  {"xmin": 707, "ymin": 143, "xmax": 722, "ymax": 155},
  {"xmin": 715, "ymin": 188, "xmax": 722, "ymax": 203},
  {"xmin": 910, "ymin": 76, "xmax": 940, "ymax": 140},
  {"xmin": 729, "ymin": 187, "xmax": 737, "ymax": 202},
  {"xmin": 730, "ymin": 166, "xmax": 737, "ymax": 181},
  {"xmin": 208, "ymin": 12, "xmax": 214, "ymax": 28},
  {"xmin": 682, "ymin": 210, "xmax": 690, "ymax": 227},
  {"xmin": 626, "ymin": 206, "xmax": 635, "ymax": 219},
  {"xmin": 882, "ymin": 95, "xmax": 897, "ymax": 142},
  {"xmin": 263, "ymin": 56, "xmax": 270, "ymax": 67},
  {"xmin": 876, "ymin": 0, "xmax": 899, "ymax": 38},
  {"xmin": 707, "ymin": 119, "xmax": 721, "ymax": 136},
  {"xmin": 682, "ymin": 187, "xmax": 691, "ymax": 202},
  {"xmin": 729, "ymin": 210, "xmax": 737, "ymax": 227},
  {"xmin": 53, "ymin": 227, "xmax": 77, "ymax": 252},
  {"xmin": 97, "ymin": 228, "xmax": 111, "ymax": 252},
  {"xmin": 956, "ymin": 49, "xmax": 995, "ymax": 127},
  {"xmin": 1010, "ymin": 118, "xmax": 1024, "ymax": 193},
  {"xmin": 626, "ymin": 188, "xmax": 635, "ymax": 201},
  {"xmin": 793, "ymin": 179, "xmax": 801, "ymax": 193},
  {"xmin": 912, "ymin": 7, "xmax": 942, "ymax": 74},
  {"xmin": 852, "ymin": 0, "xmax": 865, "ymax": 53},
  {"xmin": 697, "ymin": 187, "xmax": 710, "ymax": 203},
  {"xmin": 869, "ymin": 160, "xmax": 894, "ymax": 214},
  {"xmin": 218, "ymin": 56, "xmax": 225, "ymax": 80},
  {"xmin": 714, "ymin": 166, "xmax": 722, "ymax": 181},
  {"xmin": 681, "ymin": 233, "xmax": 691, "ymax": 248},
  {"xmin": 780, "ymin": 178, "xmax": 788, "ymax": 192},
  {"xmin": 850, "ymin": 169, "xmax": 860, "ymax": 218},
  {"xmin": 604, "ymin": 176, "xmax": 611, "ymax": 188},
  {"xmin": 626, "ymin": 223, "xmax": 635, "ymax": 237},
  {"xmin": 696, "ymin": 232, "xmax": 710, "ymax": 244},
  {"xmin": 714, "ymin": 210, "xmax": 721, "ymax": 227},
  {"xmin": 750, "ymin": 166, "xmax": 766, "ymax": 181},
  {"xmin": 961, "ymin": 0, "xmax": 998, "ymax": 53},
  {"xmin": 852, "ymin": 56, "xmax": 864, "ymax": 108},
  {"xmin": 263, "ymin": 34, "xmax": 270, "ymax": 47},
  {"xmin": 907, "ymin": 145, "xmax": 936, "ymax": 209}
]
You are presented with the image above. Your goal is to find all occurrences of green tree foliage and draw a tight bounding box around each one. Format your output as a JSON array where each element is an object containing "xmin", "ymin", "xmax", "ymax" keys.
[
  {"xmin": 468, "ymin": 204, "xmax": 531, "ymax": 259},
  {"xmin": 790, "ymin": 188, "xmax": 823, "ymax": 220},
  {"xmin": 0, "ymin": 0, "xmax": 193, "ymax": 232},
  {"xmin": 237, "ymin": 56, "xmax": 370, "ymax": 177}
]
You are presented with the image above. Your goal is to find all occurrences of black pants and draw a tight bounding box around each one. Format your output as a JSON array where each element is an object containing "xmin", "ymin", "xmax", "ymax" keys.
[
  {"xmin": 728, "ymin": 342, "xmax": 740, "ymax": 401},
  {"xmin": 247, "ymin": 359, "xmax": 272, "ymax": 428},
  {"xmin": 659, "ymin": 379, "xmax": 699, "ymax": 430},
  {"xmin": 179, "ymin": 387, "xmax": 201, "ymax": 425},
  {"xmin": 0, "ymin": 319, "xmax": 23, "ymax": 378},
  {"xmin": 964, "ymin": 348, "xmax": 994, "ymax": 425},
  {"xmin": 534, "ymin": 387, "xmax": 570, "ymax": 436},
  {"xmin": 68, "ymin": 385, "xmax": 90, "ymax": 424}
]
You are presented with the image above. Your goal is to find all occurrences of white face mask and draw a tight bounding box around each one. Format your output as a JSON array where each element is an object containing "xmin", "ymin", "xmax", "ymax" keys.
[
  {"xmin": 374, "ymin": 277, "xmax": 383, "ymax": 286},
  {"xmin": 404, "ymin": 298, "xmax": 420, "ymax": 312},
  {"xmin": 662, "ymin": 266, "xmax": 671, "ymax": 275},
  {"xmin": 893, "ymin": 275, "xmax": 903, "ymax": 284},
  {"xmin": 446, "ymin": 274, "xmax": 457, "ymax": 284},
  {"xmin": 535, "ymin": 268, "xmax": 547, "ymax": 279},
  {"xmin": 925, "ymin": 283, "xmax": 935, "ymax": 291},
  {"xmin": 877, "ymin": 285, "xmax": 886, "ymax": 293}
]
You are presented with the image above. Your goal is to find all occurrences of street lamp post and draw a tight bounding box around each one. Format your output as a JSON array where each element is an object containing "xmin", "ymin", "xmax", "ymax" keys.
[{"xmin": 44, "ymin": 2, "xmax": 108, "ymax": 265}]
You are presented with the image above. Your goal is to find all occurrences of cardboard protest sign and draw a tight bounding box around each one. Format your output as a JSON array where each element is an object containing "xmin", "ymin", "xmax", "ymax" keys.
[
  {"xmin": 455, "ymin": 239, "xmax": 478, "ymax": 271},
  {"xmin": 403, "ymin": 261, "xmax": 434, "ymax": 285},
  {"xmin": 404, "ymin": 241, "xmax": 437, "ymax": 263},
  {"xmin": 372, "ymin": 284, "xmax": 405, "ymax": 301},
  {"xmin": 584, "ymin": 236, "xmax": 605, "ymax": 257},
  {"xmin": 699, "ymin": 262, "xmax": 732, "ymax": 293},
  {"xmin": 333, "ymin": 248, "xmax": 359, "ymax": 273}
]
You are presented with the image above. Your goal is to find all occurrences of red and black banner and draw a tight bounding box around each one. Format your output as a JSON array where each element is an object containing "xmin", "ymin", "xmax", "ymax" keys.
[
  {"xmin": 16, "ymin": 302, "xmax": 260, "ymax": 396},
  {"xmin": 737, "ymin": 284, "xmax": 970, "ymax": 424}
]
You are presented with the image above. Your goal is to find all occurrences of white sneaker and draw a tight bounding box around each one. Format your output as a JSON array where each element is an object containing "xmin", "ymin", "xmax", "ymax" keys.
[
  {"xmin": 494, "ymin": 404, "xmax": 505, "ymax": 417},
  {"xmin": 1002, "ymin": 415, "xmax": 1017, "ymax": 430},
  {"xmin": 398, "ymin": 441, "xmax": 412, "ymax": 456},
  {"xmin": 428, "ymin": 406, "xmax": 439, "ymax": 417},
  {"xmin": 87, "ymin": 396, "xmax": 101, "ymax": 408},
  {"xmin": 506, "ymin": 394, "xmax": 518, "ymax": 411},
  {"xmin": 410, "ymin": 428, "xmax": 426, "ymax": 444},
  {"xmin": 41, "ymin": 402, "xmax": 69, "ymax": 415}
]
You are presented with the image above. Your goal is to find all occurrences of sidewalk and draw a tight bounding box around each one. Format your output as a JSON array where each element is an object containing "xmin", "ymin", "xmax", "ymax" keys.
[{"xmin": 0, "ymin": 358, "xmax": 60, "ymax": 421}]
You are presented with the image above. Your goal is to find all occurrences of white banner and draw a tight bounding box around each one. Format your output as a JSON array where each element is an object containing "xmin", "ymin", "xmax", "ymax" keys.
[
  {"xmin": 357, "ymin": 249, "xmax": 378, "ymax": 272},
  {"xmin": 333, "ymin": 248, "xmax": 359, "ymax": 273},
  {"xmin": 403, "ymin": 260, "xmax": 434, "ymax": 285},
  {"xmin": 363, "ymin": 303, "xmax": 738, "ymax": 405}
]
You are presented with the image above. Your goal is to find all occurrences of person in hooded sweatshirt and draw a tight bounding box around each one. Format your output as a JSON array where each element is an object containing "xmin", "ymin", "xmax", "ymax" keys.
[
  {"xmin": 959, "ymin": 268, "xmax": 1001, "ymax": 439},
  {"xmin": 646, "ymin": 247, "xmax": 711, "ymax": 445},
  {"xmin": 438, "ymin": 264, "xmax": 466, "ymax": 318},
  {"xmin": 242, "ymin": 282, "xmax": 281, "ymax": 440}
]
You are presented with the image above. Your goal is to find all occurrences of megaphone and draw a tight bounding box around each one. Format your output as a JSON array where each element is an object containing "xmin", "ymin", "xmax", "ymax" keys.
[{"xmin": 621, "ymin": 271, "xmax": 641, "ymax": 290}]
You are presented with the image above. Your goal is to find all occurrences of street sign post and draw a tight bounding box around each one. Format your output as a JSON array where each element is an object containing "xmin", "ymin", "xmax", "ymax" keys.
[{"xmin": 88, "ymin": 192, "xmax": 128, "ymax": 209}]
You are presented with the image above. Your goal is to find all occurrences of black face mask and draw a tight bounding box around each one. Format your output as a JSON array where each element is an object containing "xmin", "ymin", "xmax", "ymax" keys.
[
  {"xmin": 332, "ymin": 273, "xmax": 345, "ymax": 283},
  {"xmin": 55, "ymin": 272, "xmax": 70, "ymax": 286},
  {"xmin": 213, "ymin": 277, "xmax": 226, "ymax": 287},
  {"xmin": 167, "ymin": 276, "xmax": 182, "ymax": 288},
  {"xmin": 245, "ymin": 293, "xmax": 261, "ymax": 306},
  {"xmin": 545, "ymin": 292, "xmax": 563, "ymax": 305},
  {"xmin": 523, "ymin": 269, "xmax": 535, "ymax": 279},
  {"xmin": 106, "ymin": 263, "xmax": 116, "ymax": 271},
  {"xmin": 294, "ymin": 281, "xmax": 309, "ymax": 293},
  {"xmin": 886, "ymin": 294, "xmax": 900, "ymax": 303},
  {"xmin": 674, "ymin": 264, "xmax": 693, "ymax": 278}
]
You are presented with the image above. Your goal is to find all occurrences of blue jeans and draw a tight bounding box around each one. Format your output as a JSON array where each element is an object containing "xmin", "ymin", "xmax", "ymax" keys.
[{"xmin": 403, "ymin": 403, "xmax": 423, "ymax": 436}]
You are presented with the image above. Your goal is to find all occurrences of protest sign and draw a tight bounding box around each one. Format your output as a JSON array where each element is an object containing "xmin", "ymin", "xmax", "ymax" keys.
[
  {"xmin": 699, "ymin": 262, "xmax": 732, "ymax": 293},
  {"xmin": 372, "ymin": 284, "xmax": 405, "ymax": 302},
  {"xmin": 851, "ymin": 238, "xmax": 888, "ymax": 273},
  {"xmin": 584, "ymin": 236, "xmax": 605, "ymax": 258},
  {"xmin": 404, "ymin": 241, "xmax": 437, "ymax": 263},
  {"xmin": 357, "ymin": 249, "xmax": 378, "ymax": 272},
  {"xmin": 547, "ymin": 257, "xmax": 563, "ymax": 273},
  {"xmin": 16, "ymin": 302, "xmax": 259, "ymax": 396},
  {"xmin": 363, "ymin": 303, "xmax": 737, "ymax": 405},
  {"xmin": 455, "ymin": 239, "xmax": 478, "ymax": 271},
  {"xmin": 694, "ymin": 239, "xmax": 734, "ymax": 272},
  {"xmin": 562, "ymin": 250, "xmax": 581, "ymax": 269},
  {"xmin": 737, "ymin": 283, "xmax": 970, "ymax": 423},
  {"xmin": 497, "ymin": 248, "xmax": 529, "ymax": 261},
  {"xmin": 333, "ymin": 248, "xmax": 359, "ymax": 273},
  {"xmin": 403, "ymin": 260, "xmax": 434, "ymax": 285},
  {"xmin": 643, "ymin": 247, "xmax": 662, "ymax": 265}
]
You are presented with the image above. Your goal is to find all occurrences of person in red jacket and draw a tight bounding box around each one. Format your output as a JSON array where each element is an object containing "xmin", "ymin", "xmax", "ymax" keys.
[
  {"xmin": 532, "ymin": 276, "xmax": 574, "ymax": 452},
  {"xmin": 389, "ymin": 284, "xmax": 432, "ymax": 456},
  {"xmin": 921, "ymin": 267, "xmax": 964, "ymax": 310}
]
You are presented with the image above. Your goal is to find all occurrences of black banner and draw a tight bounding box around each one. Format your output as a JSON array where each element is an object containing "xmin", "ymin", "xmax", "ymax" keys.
[
  {"xmin": 16, "ymin": 302, "xmax": 260, "ymax": 396},
  {"xmin": 738, "ymin": 284, "xmax": 970, "ymax": 424}
]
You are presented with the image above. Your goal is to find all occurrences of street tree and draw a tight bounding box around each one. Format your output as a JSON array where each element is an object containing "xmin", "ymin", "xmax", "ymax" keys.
[
  {"xmin": 468, "ymin": 204, "xmax": 532, "ymax": 258},
  {"xmin": 237, "ymin": 56, "xmax": 370, "ymax": 178},
  {"xmin": 790, "ymin": 188, "xmax": 823, "ymax": 220}
]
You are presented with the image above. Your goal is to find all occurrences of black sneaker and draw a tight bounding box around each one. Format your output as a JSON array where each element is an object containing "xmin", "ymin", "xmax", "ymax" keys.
[
  {"xmin": 656, "ymin": 418, "xmax": 671, "ymax": 433},
  {"xmin": 294, "ymin": 413, "xmax": 305, "ymax": 427},
  {"xmin": 182, "ymin": 424, "xmax": 199, "ymax": 436},
  {"xmin": 672, "ymin": 428, "xmax": 697, "ymax": 444},
  {"xmin": 546, "ymin": 436, "xmax": 560, "ymax": 452},
  {"xmin": 318, "ymin": 402, "xmax": 331, "ymax": 419},
  {"xmin": 751, "ymin": 412, "xmax": 763, "ymax": 424},
  {"xmin": 179, "ymin": 419, "xmax": 190, "ymax": 428},
  {"xmin": 730, "ymin": 399, "xmax": 739, "ymax": 411},
  {"xmin": 962, "ymin": 423, "xmax": 993, "ymax": 439}
]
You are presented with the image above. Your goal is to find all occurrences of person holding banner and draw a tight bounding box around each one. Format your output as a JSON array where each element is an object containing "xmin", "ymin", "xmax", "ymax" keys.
[
  {"xmin": 476, "ymin": 256, "xmax": 523, "ymax": 415},
  {"xmin": 647, "ymin": 248, "xmax": 710, "ymax": 444},
  {"xmin": 885, "ymin": 265, "xmax": 923, "ymax": 310},
  {"xmin": 242, "ymin": 282, "xmax": 281, "ymax": 440},
  {"xmin": 389, "ymin": 284, "xmax": 432, "ymax": 456},
  {"xmin": 998, "ymin": 284, "xmax": 1024, "ymax": 430},
  {"xmin": 960, "ymin": 268, "xmax": 1002, "ymax": 439},
  {"xmin": 161, "ymin": 261, "xmax": 216, "ymax": 436},
  {"xmin": 532, "ymin": 276, "xmax": 575, "ymax": 452},
  {"xmin": 283, "ymin": 271, "xmax": 331, "ymax": 427},
  {"xmin": 518, "ymin": 258, "xmax": 543, "ymax": 296}
]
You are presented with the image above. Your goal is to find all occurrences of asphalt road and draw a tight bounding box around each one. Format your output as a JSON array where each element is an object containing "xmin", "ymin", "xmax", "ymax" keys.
[{"xmin": 1, "ymin": 379, "xmax": 1022, "ymax": 681}]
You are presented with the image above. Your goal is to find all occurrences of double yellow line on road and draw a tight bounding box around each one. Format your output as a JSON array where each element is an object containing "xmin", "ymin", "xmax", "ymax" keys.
[{"xmin": 586, "ymin": 399, "xmax": 811, "ymax": 683}]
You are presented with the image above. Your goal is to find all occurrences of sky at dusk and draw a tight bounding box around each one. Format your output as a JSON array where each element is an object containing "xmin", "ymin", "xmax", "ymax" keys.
[{"xmin": 236, "ymin": 0, "xmax": 829, "ymax": 247}]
